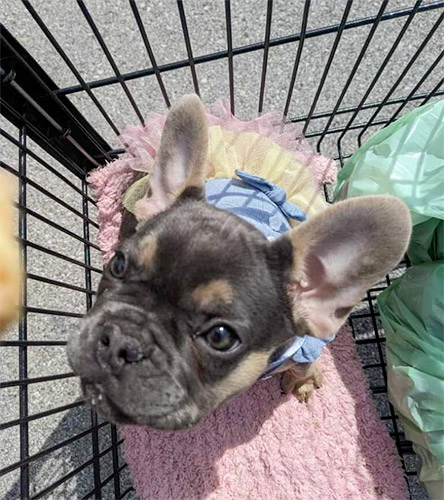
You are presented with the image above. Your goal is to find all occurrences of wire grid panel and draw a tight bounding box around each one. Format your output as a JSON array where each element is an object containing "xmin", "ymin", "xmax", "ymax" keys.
[
  {"xmin": 1, "ymin": 1, "xmax": 444, "ymax": 498},
  {"xmin": 0, "ymin": 126, "xmax": 132, "ymax": 498}
]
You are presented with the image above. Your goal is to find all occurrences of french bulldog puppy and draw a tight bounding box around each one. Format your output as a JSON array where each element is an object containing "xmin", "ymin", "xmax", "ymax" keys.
[{"xmin": 67, "ymin": 95, "xmax": 411, "ymax": 430}]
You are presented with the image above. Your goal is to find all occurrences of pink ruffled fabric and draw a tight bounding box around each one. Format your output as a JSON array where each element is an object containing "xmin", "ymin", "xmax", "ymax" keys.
[
  {"xmin": 88, "ymin": 160, "xmax": 135, "ymax": 261},
  {"xmin": 89, "ymin": 99, "xmax": 337, "ymax": 260},
  {"xmin": 117, "ymin": 98, "xmax": 337, "ymax": 185}
]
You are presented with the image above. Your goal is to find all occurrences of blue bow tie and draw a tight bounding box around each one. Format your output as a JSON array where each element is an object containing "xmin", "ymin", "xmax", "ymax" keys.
[
  {"xmin": 205, "ymin": 170, "xmax": 307, "ymax": 240},
  {"xmin": 235, "ymin": 169, "xmax": 307, "ymax": 222}
]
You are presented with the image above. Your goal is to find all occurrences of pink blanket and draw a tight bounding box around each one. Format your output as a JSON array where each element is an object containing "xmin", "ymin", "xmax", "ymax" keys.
[{"xmin": 88, "ymin": 102, "xmax": 406, "ymax": 499}]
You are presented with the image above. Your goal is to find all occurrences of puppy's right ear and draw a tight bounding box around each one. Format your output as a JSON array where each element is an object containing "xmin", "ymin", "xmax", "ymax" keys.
[
  {"xmin": 273, "ymin": 195, "xmax": 412, "ymax": 339},
  {"xmin": 134, "ymin": 94, "xmax": 208, "ymax": 221}
]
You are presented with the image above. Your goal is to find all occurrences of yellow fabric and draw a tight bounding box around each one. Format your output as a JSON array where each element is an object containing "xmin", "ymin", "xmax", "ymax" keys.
[
  {"xmin": 123, "ymin": 126, "xmax": 327, "ymax": 220},
  {"xmin": 207, "ymin": 127, "xmax": 327, "ymax": 221}
]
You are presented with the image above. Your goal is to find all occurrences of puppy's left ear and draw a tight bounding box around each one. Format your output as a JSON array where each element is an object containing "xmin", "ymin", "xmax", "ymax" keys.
[
  {"xmin": 275, "ymin": 196, "xmax": 412, "ymax": 339},
  {"xmin": 134, "ymin": 94, "xmax": 208, "ymax": 221}
]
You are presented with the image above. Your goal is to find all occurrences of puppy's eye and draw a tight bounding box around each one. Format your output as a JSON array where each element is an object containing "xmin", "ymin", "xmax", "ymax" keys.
[
  {"xmin": 110, "ymin": 251, "xmax": 127, "ymax": 278},
  {"xmin": 205, "ymin": 325, "xmax": 240, "ymax": 352}
]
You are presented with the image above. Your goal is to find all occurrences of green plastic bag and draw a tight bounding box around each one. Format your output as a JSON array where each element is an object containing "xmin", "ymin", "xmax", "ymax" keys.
[
  {"xmin": 409, "ymin": 218, "xmax": 444, "ymax": 265},
  {"xmin": 378, "ymin": 263, "xmax": 444, "ymax": 495},
  {"xmin": 333, "ymin": 101, "xmax": 444, "ymax": 496},
  {"xmin": 334, "ymin": 100, "xmax": 444, "ymax": 265}
]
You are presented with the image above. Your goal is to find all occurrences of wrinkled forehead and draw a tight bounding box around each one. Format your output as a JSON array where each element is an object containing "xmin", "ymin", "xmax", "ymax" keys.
[{"xmin": 124, "ymin": 201, "xmax": 269, "ymax": 303}]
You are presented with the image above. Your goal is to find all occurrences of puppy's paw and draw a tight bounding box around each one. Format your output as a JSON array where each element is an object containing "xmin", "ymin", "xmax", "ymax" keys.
[
  {"xmin": 312, "ymin": 365, "xmax": 324, "ymax": 389},
  {"xmin": 293, "ymin": 381, "xmax": 315, "ymax": 403},
  {"xmin": 280, "ymin": 371, "xmax": 297, "ymax": 395},
  {"xmin": 293, "ymin": 365, "xmax": 323, "ymax": 403},
  {"xmin": 280, "ymin": 362, "xmax": 324, "ymax": 402}
]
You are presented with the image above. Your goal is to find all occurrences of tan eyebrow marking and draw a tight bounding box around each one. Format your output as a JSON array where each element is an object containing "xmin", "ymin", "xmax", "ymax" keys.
[
  {"xmin": 191, "ymin": 279, "xmax": 234, "ymax": 309},
  {"xmin": 138, "ymin": 234, "xmax": 158, "ymax": 269}
]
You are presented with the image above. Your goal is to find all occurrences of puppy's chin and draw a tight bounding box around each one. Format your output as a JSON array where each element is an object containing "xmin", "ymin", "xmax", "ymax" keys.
[{"xmin": 82, "ymin": 381, "xmax": 203, "ymax": 431}]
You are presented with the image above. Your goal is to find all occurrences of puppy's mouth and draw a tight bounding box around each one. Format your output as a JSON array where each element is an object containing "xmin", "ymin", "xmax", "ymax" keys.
[
  {"xmin": 81, "ymin": 381, "xmax": 201, "ymax": 430},
  {"xmin": 82, "ymin": 381, "xmax": 134, "ymax": 424}
]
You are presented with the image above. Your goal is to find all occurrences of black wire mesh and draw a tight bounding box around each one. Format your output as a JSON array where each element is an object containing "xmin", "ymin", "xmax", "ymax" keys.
[{"xmin": 1, "ymin": 1, "xmax": 443, "ymax": 498}]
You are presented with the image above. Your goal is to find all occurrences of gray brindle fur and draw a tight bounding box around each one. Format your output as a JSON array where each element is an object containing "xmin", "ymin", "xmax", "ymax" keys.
[{"xmin": 67, "ymin": 95, "xmax": 411, "ymax": 430}]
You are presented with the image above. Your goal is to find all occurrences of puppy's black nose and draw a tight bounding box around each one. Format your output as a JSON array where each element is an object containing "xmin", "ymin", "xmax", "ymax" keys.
[{"xmin": 97, "ymin": 324, "xmax": 144, "ymax": 374}]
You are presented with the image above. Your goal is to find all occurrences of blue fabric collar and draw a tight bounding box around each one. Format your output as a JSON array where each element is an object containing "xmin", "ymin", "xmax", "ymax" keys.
[
  {"xmin": 205, "ymin": 169, "xmax": 307, "ymax": 241},
  {"xmin": 204, "ymin": 170, "xmax": 334, "ymax": 379}
]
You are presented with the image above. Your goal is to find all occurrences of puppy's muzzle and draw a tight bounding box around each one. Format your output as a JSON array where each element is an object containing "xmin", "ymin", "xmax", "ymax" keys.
[{"xmin": 96, "ymin": 324, "xmax": 145, "ymax": 375}]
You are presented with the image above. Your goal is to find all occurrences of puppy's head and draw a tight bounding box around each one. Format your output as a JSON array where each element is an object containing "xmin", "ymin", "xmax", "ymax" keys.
[{"xmin": 67, "ymin": 95, "xmax": 411, "ymax": 430}]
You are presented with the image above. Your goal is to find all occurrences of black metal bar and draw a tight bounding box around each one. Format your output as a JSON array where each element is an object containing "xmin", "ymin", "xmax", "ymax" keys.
[
  {"xmin": 105, "ymin": 148, "xmax": 126, "ymax": 157},
  {"xmin": 20, "ymin": 239, "xmax": 103, "ymax": 274},
  {"xmin": 367, "ymin": 283, "xmax": 406, "ymax": 465},
  {"xmin": 357, "ymin": 9, "xmax": 444, "ymax": 144},
  {"xmin": 224, "ymin": 0, "xmax": 235, "ymax": 114},
  {"xmin": 14, "ymin": 202, "xmax": 101, "ymax": 251},
  {"xmin": 405, "ymin": 471, "xmax": 418, "ymax": 476},
  {"xmin": 83, "ymin": 183, "xmax": 94, "ymax": 311},
  {"xmin": 305, "ymin": 117, "xmax": 388, "ymax": 138},
  {"xmin": 355, "ymin": 337, "xmax": 386, "ymax": 346},
  {"xmin": 0, "ymin": 32, "xmax": 111, "ymax": 164},
  {"xmin": 120, "ymin": 487, "xmax": 135, "ymax": 498},
  {"xmin": 302, "ymin": 0, "xmax": 354, "ymax": 135},
  {"xmin": 27, "ymin": 273, "xmax": 96, "ymax": 296},
  {"xmin": 82, "ymin": 463, "xmax": 128, "ymax": 500},
  {"xmin": 177, "ymin": 0, "xmax": 200, "ymax": 96},
  {"xmin": 110, "ymin": 424, "xmax": 122, "ymax": 498},
  {"xmin": 381, "ymin": 415, "xmax": 399, "ymax": 421},
  {"xmin": 0, "ymin": 422, "xmax": 109, "ymax": 477},
  {"xmin": 2, "ymin": 70, "xmax": 63, "ymax": 131},
  {"xmin": 389, "ymin": 402, "xmax": 406, "ymax": 461},
  {"xmin": 258, "ymin": 0, "xmax": 273, "ymax": 114},
  {"xmin": 334, "ymin": 154, "xmax": 351, "ymax": 167},
  {"xmin": 364, "ymin": 289, "xmax": 387, "ymax": 298},
  {"xmin": 0, "ymin": 161, "xmax": 99, "ymax": 229},
  {"xmin": 0, "ymin": 372, "xmax": 75, "ymax": 389},
  {"xmin": 31, "ymin": 440, "xmax": 124, "ymax": 499},
  {"xmin": 24, "ymin": 307, "xmax": 84, "ymax": 318},
  {"xmin": 283, "ymin": 0, "xmax": 310, "ymax": 118},
  {"xmin": 366, "ymin": 294, "xmax": 387, "ymax": 382},
  {"xmin": 290, "ymin": 89, "xmax": 444, "ymax": 124},
  {"xmin": 398, "ymin": 441, "xmax": 415, "ymax": 454},
  {"xmin": 53, "ymin": 1, "xmax": 444, "ymax": 96},
  {"xmin": 22, "ymin": 0, "xmax": 121, "ymax": 137},
  {"xmin": 316, "ymin": 0, "xmax": 389, "ymax": 151},
  {"xmin": 370, "ymin": 385, "xmax": 387, "ymax": 394},
  {"xmin": 1, "ymin": 72, "xmax": 101, "ymax": 167},
  {"xmin": 1, "ymin": 340, "xmax": 67, "ymax": 346},
  {"xmin": 0, "ymin": 128, "xmax": 97, "ymax": 205},
  {"xmin": 362, "ymin": 362, "xmax": 384, "ymax": 369},
  {"xmin": 0, "ymin": 400, "xmax": 85, "ymax": 431},
  {"xmin": 129, "ymin": 0, "xmax": 171, "ymax": 108},
  {"xmin": 386, "ymin": 48, "xmax": 444, "ymax": 125},
  {"xmin": 351, "ymin": 310, "xmax": 381, "ymax": 319},
  {"xmin": 0, "ymin": 97, "xmax": 100, "ymax": 179},
  {"xmin": 336, "ymin": 0, "xmax": 423, "ymax": 161},
  {"xmin": 64, "ymin": 135, "xmax": 102, "ymax": 167},
  {"xmin": 421, "ymin": 75, "xmax": 444, "ymax": 105},
  {"xmin": 18, "ymin": 125, "xmax": 29, "ymax": 499},
  {"xmin": 82, "ymin": 178, "xmax": 102, "ymax": 500},
  {"xmin": 76, "ymin": 0, "xmax": 145, "ymax": 126}
]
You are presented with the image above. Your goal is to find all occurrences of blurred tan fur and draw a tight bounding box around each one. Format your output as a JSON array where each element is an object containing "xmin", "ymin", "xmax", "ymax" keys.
[{"xmin": 0, "ymin": 173, "xmax": 21, "ymax": 333}]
